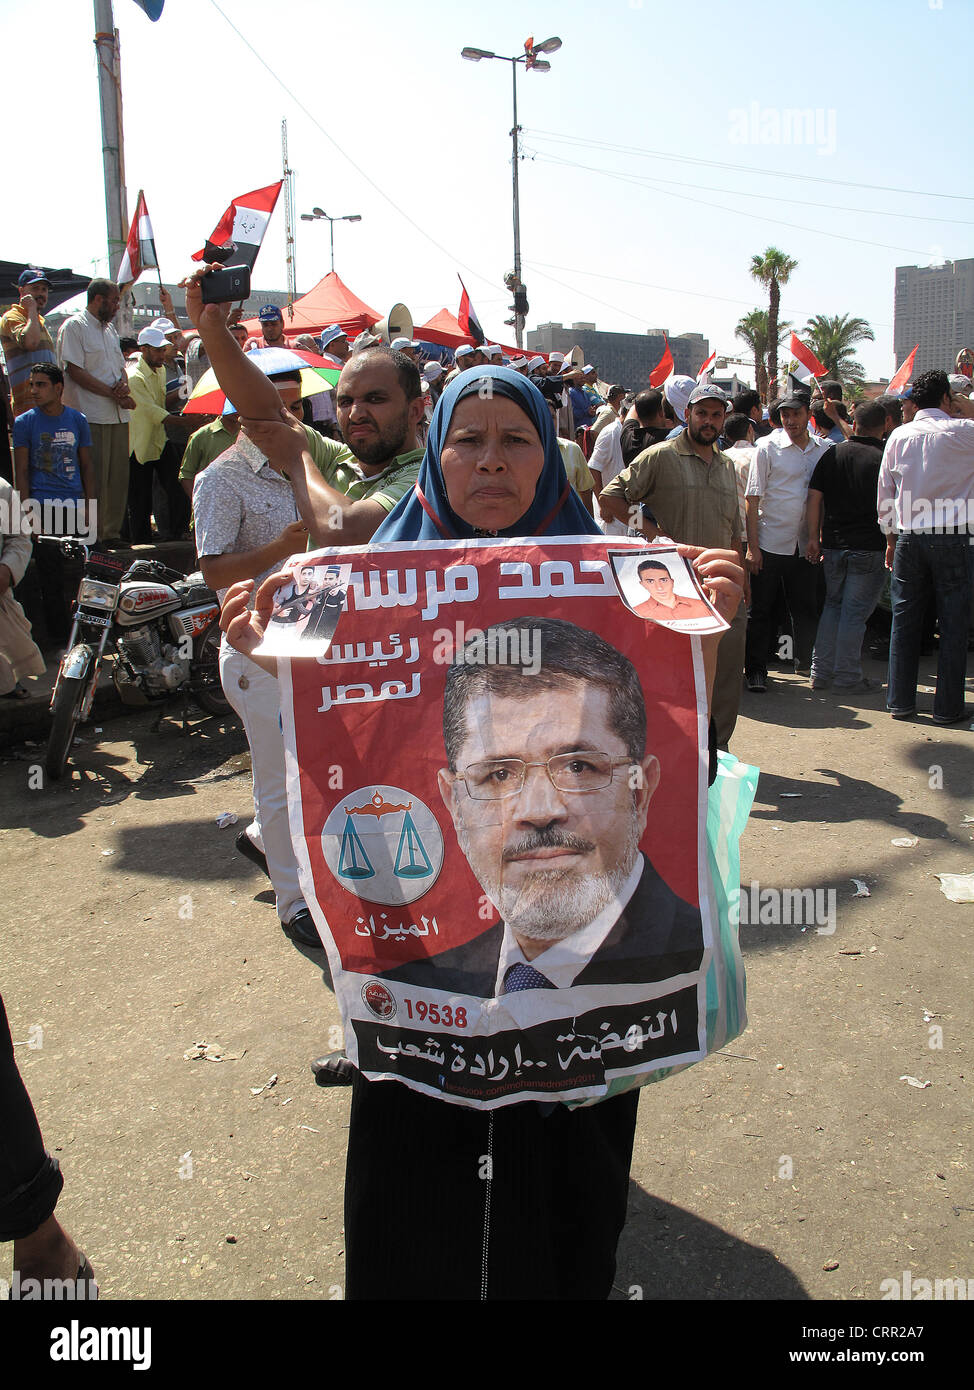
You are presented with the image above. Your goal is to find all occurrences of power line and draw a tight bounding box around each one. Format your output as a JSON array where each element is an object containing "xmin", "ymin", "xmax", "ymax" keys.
[
  {"xmin": 523, "ymin": 149, "xmax": 974, "ymax": 227},
  {"xmin": 207, "ymin": 0, "xmax": 499, "ymax": 295},
  {"xmin": 529, "ymin": 153, "xmax": 932, "ymax": 257},
  {"xmin": 522, "ymin": 259, "xmax": 893, "ymax": 330},
  {"xmin": 524, "ymin": 128, "xmax": 974, "ymax": 204}
]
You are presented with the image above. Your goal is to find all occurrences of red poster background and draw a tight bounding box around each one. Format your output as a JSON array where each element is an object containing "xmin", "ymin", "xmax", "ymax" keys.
[{"xmin": 285, "ymin": 538, "xmax": 704, "ymax": 982}]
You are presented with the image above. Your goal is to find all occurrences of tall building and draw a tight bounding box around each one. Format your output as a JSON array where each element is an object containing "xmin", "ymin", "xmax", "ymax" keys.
[
  {"xmin": 527, "ymin": 322, "xmax": 710, "ymax": 386},
  {"xmin": 894, "ymin": 259, "xmax": 974, "ymax": 374}
]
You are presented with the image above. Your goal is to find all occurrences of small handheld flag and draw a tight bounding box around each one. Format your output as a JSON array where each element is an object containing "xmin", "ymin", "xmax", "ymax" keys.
[
  {"xmin": 457, "ymin": 277, "xmax": 485, "ymax": 345},
  {"xmin": 696, "ymin": 350, "xmax": 717, "ymax": 385},
  {"xmin": 788, "ymin": 332, "xmax": 827, "ymax": 386},
  {"xmin": 117, "ymin": 190, "xmax": 158, "ymax": 289},
  {"xmin": 888, "ymin": 345, "xmax": 918, "ymax": 395},
  {"xmin": 192, "ymin": 181, "xmax": 283, "ymax": 271},
  {"xmin": 649, "ymin": 335, "xmax": 674, "ymax": 388}
]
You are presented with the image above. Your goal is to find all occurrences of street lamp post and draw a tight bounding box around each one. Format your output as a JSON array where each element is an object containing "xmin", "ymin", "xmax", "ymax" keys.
[
  {"xmin": 299, "ymin": 207, "xmax": 363, "ymax": 274},
  {"xmin": 461, "ymin": 36, "xmax": 561, "ymax": 351}
]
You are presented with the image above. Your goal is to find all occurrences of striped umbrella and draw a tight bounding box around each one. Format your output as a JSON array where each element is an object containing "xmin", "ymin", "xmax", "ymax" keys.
[{"xmin": 183, "ymin": 346, "xmax": 341, "ymax": 415}]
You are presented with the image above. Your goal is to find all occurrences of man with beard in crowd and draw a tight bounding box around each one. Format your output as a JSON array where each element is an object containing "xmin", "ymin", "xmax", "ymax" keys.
[{"xmin": 184, "ymin": 268, "xmax": 424, "ymax": 988}]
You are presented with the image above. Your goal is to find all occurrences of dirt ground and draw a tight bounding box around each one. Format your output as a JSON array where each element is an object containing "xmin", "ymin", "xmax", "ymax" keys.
[{"xmin": 1, "ymin": 648, "xmax": 972, "ymax": 1305}]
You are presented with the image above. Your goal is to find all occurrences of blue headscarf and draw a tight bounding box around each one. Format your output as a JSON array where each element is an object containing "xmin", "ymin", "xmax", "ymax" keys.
[{"xmin": 373, "ymin": 365, "xmax": 600, "ymax": 541}]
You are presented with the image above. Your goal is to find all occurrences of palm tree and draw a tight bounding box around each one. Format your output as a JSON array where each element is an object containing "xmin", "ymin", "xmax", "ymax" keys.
[
  {"xmin": 750, "ymin": 247, "xmax": 798, "ymax": 397},
  {"xmin": 734, "ymin": 309, "xmax": 792, "ymax": 404},
  {"xmin": 802, "ymin": 313, "xmax": 875, "ymax": 388}
]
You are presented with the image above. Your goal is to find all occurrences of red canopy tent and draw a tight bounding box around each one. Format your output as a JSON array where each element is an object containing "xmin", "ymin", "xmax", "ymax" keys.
[{"xmin": 239, "ymin": 270, "xmax": 380, "ymax": 343}]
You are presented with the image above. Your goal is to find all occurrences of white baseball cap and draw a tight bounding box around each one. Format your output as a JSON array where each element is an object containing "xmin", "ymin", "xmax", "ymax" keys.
[
  {"xmin": 391, "ymin": 337, "xmax": 417, "ymax": 352},
  {"xmin": 455, "ymin": 344, "xmax": 474, "ymax": 360},
  {"xmin": 137, "ymin": 326, "xmax": 168, "ymax": 348},
  {"xmin": 423, "ymin": 361, "xmax": 444, "ymax": 382}
]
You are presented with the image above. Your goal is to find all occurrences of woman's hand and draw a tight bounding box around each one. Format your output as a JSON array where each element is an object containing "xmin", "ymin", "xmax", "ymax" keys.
[
  {"xmin": 219, "ymin": 570, "xmax": 294, "ymax": 677},
  {"xmin": 676, "ymin": 544, "xmax": 745, "ymax": 625},
  {"xmin": 675, "ymin": 546, "xmax": 745, "ymax": 717}
]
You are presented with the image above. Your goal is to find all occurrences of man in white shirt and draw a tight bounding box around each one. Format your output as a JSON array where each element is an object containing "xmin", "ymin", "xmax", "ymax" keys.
[
  {"xmin": 877, "ymin": 369, "xmax": 974, "ymax": 724},
  {"xmin": 590, "ymin": 415, "xmax": 627, "ymax": 536},
  {"xmin": 57, "ymin": 279, "xmax": 135, "ymax": 544},
  {"xmin": 744, "ymin": 390, "xmax": 829, "ymax": 691}
]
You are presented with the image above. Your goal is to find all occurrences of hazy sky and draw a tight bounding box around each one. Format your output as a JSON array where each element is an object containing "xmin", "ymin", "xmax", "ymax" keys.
[{"xmin": 6, "ymin": 0, "xmax": 973, "ymax": 380}]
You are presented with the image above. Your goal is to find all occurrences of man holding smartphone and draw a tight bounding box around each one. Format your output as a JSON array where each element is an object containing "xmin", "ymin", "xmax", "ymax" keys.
[{"xmin": 183, "ymin": 266, "xmax": 424, "ymax": 960}]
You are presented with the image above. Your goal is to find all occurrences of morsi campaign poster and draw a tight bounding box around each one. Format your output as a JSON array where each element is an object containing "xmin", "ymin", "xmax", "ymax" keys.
[{"xmin": 280, "ymin": 536, "xmax": 719, "ymax": 1109}]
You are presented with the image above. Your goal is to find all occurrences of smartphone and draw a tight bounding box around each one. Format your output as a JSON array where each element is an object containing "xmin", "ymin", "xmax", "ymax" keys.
[{"xmin": 200, "ymin": 265, "xmax": 251, "ymax": 305}]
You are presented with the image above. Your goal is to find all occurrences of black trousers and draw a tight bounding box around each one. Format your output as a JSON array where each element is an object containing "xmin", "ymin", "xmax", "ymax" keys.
[
  {"xmin": 344, "ymin": 1075, "xmax": 639, "ymax": 1300},
  {"xmin": 125, "ymin": 444, "xmax": 187, "ymax": 543},
  {"xmin": 0, "ymin": 993, "xmax": 63, "ymax": 1242},
  {"xmin": 746, "ymin": 548, "xmax": 820, "ymax": 675}
]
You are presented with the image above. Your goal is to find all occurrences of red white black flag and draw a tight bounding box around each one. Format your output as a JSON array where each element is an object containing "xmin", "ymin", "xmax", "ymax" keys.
[
  {"xmin": 192, "ymin": 181, "xmax": 283, "ymax": 270},
  {"xmin": 788, "ymin": 331, "xmax": 827, "ymax": 386},
  {"xmin": 695, "ymin": 350, "xmax": 717, "ymax": 384},
  {"xmin": 117, "ymin": 191, "xmax": 158, "ymax": 288},
  {"xmin": 457, "ymin": 277, "xmax": 485, "ymax": 345}
]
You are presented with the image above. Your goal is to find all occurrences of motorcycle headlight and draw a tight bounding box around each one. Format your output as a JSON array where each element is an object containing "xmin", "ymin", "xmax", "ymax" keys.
[{"xmin": 77, "ymin": 579, "xmax": 119, "ymax": 611}]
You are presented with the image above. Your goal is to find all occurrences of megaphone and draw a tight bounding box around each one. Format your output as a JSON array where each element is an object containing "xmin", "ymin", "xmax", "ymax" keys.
[
  {"xmin": 569, "ymin": 344, "xmax": 585, "ymax": 368},
  {"xmin": 375, "ymin": 302, "xmax": 413, "ymax": 345}
]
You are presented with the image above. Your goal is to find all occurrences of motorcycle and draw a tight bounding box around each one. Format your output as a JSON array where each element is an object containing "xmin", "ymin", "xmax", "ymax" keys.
[{"xmin": 42, "ymin": 539, "xmax": 231, "ymax": 780}]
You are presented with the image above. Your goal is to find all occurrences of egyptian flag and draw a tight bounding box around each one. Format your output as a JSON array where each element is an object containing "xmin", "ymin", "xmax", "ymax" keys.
[
  {"xmin": 117, "ymin": 191, "xmax": 158, "ymax": 289},
  {"xmin": 888, "ymin": 345, "xmax": 918, "ymax": 395},
  {"xmin": 696, "ymin": 350, "xmax": 717, "ymax": 385},
  {"xmin": 192, "ymin": 181, "xmax": 283, "ymax": 270},
  {"xmin": 788, "ymin": 331, "xmax": 827, "ymax": 386},
  {"xmin": 649, "ymin": 335, "xmax": 674, "ymax": 387},
  {"xmin": 457, "ymin": 277, "xmax": 485, "ymax": 345}
]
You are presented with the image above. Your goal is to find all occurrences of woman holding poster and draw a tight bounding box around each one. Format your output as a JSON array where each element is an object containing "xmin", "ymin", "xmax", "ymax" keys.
[{"xmin": 221, "ymin": 366, "xmax": 747, "ymax": 1301}]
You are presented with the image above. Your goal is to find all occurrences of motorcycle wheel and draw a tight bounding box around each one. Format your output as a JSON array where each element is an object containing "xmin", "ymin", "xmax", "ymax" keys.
[
  {"xmin": 192, "ymin": 621, "xmax": 232, "ymax": 717},
  {"xmin": 45, "ymin": 674, "xmax": 88, "ymax": 780}
]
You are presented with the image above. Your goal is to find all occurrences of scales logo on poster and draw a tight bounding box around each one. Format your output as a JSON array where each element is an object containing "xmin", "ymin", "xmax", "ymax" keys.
[{"xmin": 321, "ymin": 784, "xmax": 445, "ymax": 906}]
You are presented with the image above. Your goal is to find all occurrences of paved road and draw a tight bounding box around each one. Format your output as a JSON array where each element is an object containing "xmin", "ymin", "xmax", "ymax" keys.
[{"xmin": 1, "ymin": 653, "xmax": 972, "ymax": 1301}]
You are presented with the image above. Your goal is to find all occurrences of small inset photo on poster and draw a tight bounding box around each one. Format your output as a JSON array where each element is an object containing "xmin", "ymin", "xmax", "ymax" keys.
[
  {"xmin": 255, "ymin": 558, "xmax": 352, "ymax": 657},
  {"xmin": 610, "ymin": 546, "xmax": 727, "ymax": 635}
]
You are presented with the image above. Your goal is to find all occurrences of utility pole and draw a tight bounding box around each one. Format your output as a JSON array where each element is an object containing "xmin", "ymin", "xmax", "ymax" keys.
[
  {"xmin": 93, "ymin": 0, "xmax": 131, "ymax": 329},
  {"xmin": 282, "ymin": 119, "xmax": 297, "ymax": 317}
]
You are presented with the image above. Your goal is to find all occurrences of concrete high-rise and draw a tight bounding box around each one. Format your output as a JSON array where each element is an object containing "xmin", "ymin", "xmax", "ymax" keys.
[{"xmin": 894, "ymin": 259, "xmax": 974, "ymax": 374}]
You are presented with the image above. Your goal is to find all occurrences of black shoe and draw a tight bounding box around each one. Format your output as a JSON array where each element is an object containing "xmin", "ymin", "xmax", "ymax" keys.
[
  {"xmin": 746, "ymin": 671, "xmax": 767, "ymax": 693},
  {"xmin": 931, "ymin": 707, "xmax": 971, "ymax": 727},
  {"xmin": 311, "ymin": 1051, "xmax": 356, "ymax": 1086},
  {"xmin": 235, "ymin": 830, "xmax": 269, "ymax": 878},
  {"xmin": 282, "ymin": 908, "xmax": 320, "ymax": 948}
]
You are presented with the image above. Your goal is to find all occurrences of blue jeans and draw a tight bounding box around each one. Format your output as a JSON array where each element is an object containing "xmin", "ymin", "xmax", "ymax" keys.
[
  {"xmin": 811, "ymin": 549, "xmax": 887, "ymax": 686},
  {"xmin": 888, "ymin": 533, "xmax": 974, "ymax": 718}
]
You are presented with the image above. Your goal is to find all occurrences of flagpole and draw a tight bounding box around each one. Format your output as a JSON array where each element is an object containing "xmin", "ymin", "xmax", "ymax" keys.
[{"xmin": 94, "ymin": 0, "xmax": 131, "ymax": 331}]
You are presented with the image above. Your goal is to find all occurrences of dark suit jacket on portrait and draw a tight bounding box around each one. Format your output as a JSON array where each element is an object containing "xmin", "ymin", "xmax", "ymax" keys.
[{"xmin": 377, "ymin": 853, "xmax": 704, "ymax": 997}]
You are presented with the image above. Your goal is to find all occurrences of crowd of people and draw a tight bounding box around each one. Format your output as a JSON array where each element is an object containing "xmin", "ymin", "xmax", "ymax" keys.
[{"xmin": 2, "ymin": 257, "xmax": 973, "ymax": 1300}]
